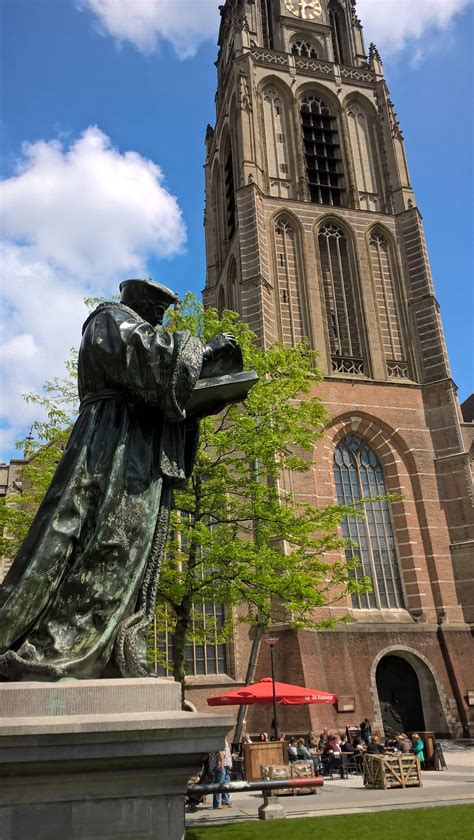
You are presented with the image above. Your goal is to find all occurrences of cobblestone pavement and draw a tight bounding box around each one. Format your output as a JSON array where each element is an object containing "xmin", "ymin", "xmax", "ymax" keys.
[{"xmin": 185, "ymin": 743, "xmax": 474, "ymax": 827}]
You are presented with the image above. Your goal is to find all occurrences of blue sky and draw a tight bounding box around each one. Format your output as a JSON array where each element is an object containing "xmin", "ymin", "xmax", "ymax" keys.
[{"xmin": 0, "ymin": 0, "xmax": 473, "ymax": 460}]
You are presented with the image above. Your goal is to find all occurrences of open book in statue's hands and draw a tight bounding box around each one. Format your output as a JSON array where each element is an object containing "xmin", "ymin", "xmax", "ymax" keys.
[{"xmin": 186, "ymin": 336, "xmax": 258, "ymax": 418}]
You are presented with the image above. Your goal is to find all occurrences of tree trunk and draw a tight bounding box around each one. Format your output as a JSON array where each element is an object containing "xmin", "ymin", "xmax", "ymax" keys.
[{"xmin": 172, "ymin": 599, "xmax": 192, "ymax": 707}]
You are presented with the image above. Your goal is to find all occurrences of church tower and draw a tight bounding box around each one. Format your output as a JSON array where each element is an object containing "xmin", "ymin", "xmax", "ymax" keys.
[{"xmin": 201, "ymin": 0, "xmax": 473, "ymax": 737}]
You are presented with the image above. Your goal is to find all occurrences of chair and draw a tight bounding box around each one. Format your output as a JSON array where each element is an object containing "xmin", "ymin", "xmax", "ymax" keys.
[{"xmin": 321, "ymin": 754, "xmax": 334, "ymax": 779}]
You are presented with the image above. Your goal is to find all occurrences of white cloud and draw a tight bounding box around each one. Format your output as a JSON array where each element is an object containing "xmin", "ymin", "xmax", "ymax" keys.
[
  {"xmin": 357, "ymin": 0, "xmax": 472, "ymax": 56},
  {"xmin": 82, "ymin": 0, "xmax": 471, "ymax": 60},
  {"xmin": 0, "ymin": 126, "xmax": 186, "ymax": 461},
  {"xmin": 82, "ymin": 0, "xmax": 218, "ymax": 58}
]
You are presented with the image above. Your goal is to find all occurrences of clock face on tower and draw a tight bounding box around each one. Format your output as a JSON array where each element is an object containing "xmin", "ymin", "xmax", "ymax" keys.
[{"xmin": 284, "ymin": 0, "xmax": 322, "ymax": 19}]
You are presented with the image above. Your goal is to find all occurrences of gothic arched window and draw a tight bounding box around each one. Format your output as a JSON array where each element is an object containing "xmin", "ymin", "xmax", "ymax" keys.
[
  {"xmin": 274, "ymin": 216, "xmax": 307, "ymax": 345},
  {"xmin": 263, "ymin": 87, "xmax": 291, "ymax": 198},
  {"xmin": 221, "ymin": 134, "xmax": 236, "ymax": 243},
  {"xmin": 369, "ymin": 230, "xmax": 409, "ymax": 379},
  {"xmin": 318, "ymin": 222, "xmax": 364, "ymax": 374},
  {"xmin": 334, "ymin": 434, "xmax": 405, "ymax": 610},
  {"xmin": 301, "ymin": 96, "xmax": 344, "ymax": 206},
  {"xmin": 328, "ymin": 1, "xmax": 349, "ymax": 65},
  {"xmin": 346, "ymin": 102, "xmax": 379, "ymax": 211},
  {"xmin": 291, "ymin": 40, "xmax": 318, "ymax": 59}
]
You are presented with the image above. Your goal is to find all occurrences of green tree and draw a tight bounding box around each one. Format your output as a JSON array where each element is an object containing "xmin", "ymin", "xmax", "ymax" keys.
[
  {"xmin": 0, "ymin": 295, "xmax": 373, "ymax": 700},
  {"xmin": 151, "ymin": 296, "xmax": 371, "ymax": 698},
  {"xmin": 0, "ymin": 351, "xmax": 79, "ymax": 560}
]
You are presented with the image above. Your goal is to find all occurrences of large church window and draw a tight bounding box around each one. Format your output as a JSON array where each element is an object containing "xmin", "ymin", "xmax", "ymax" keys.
[
  {"xmin": 222, "ymin": 136, "xmax": 236, "ymax": 243},
  {"xmin": 291, "ymin": 40, "xmax": 318, "ymax": 59},
  {"xmin": 263, "ymin": 87, "xmax": 291, "ymax": 198},
  {"xmin": 150, "ymin": 602, "xmax": 227, "ymax": 677},
  {"xmin": 274, "ymin": 216, "xmax": 307, "ymax": 346},
  {"xmin": 369, "ymin": 230, "xmax": 409, "ymax": 379},
  {"xmin": 347, "ymin": 102, "xmax": 379, "ymax": 211},
  {"xmin": 334, "ymin": 434, "xmax": 405, "ymax": 610},
  {"xmin": 149, "ymin": 515, "xmax": 228, "ymax": 677},
  {"xmin": 301, "ymin": 96, "xmax": 344, "ymax": 206},
  {"xmin": 318, "ymin": 222, "xmax": 364, "ymax": 374}
]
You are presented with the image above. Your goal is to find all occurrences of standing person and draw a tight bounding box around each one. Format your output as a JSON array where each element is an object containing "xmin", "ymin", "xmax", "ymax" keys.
[
  {"xmin": 211, "ymin": 743, "xmax": 233, "ymax": 810},
  {"xmin": 222, "ymin": 738, "xmax": 234, "ymax": 805},
  {"xmin": 209, "ymin": 751, "xmax": 223, "ymax": 810},
  {"xmin": 360, "ymin": 718, "xmax": 372, "ymax": 747}
]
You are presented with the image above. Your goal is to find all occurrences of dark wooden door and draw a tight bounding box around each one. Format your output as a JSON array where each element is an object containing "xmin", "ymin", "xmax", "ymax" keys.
[{"xmin": 376, "ymin": 655, "xmax": 425, "ymax": 733}]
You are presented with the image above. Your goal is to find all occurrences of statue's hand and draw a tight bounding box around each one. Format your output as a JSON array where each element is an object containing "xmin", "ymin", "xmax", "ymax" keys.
[{"xmin": 203, "ymin": 333, "xmax": 237, "ymax": 362}]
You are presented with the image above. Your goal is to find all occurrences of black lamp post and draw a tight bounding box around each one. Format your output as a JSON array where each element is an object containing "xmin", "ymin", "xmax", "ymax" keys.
[{"xmin": 263, "ymin": 636, "xmax": 280, "ymax": 740}]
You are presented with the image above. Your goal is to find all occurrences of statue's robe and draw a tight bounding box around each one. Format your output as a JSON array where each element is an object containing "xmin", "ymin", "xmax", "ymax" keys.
[{"xmin": 0, "ymin": 302, "xmax": 203, "ymax": 680}]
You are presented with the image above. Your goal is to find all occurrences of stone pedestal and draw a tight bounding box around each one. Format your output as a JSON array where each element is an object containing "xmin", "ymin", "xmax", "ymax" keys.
[
  {"xmin": 0, "ymin": 679, "xmax": 235, "ymax": 840},
  {"xmin": 257, "ymin": 794, "xmax": 286, "ymax": 820}
]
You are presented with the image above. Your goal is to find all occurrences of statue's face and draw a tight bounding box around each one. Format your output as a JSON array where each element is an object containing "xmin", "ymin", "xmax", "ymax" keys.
[
  {"xmin": 127, "ymin": 295, "xmax": 167, "ymax": 326},
  {"xmin": 145, "ymin": 302, "xmax": 167, "ymax": 326}
]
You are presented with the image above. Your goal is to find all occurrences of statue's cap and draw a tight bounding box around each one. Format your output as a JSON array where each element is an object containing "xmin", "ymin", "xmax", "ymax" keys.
[{"xmin": 119, "ymin": 278, "xmax": 179, "ymax": 307}]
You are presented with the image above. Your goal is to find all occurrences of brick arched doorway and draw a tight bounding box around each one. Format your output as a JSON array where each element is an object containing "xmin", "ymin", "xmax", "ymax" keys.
[
  {"xmin": 371, "ymin": 646, "xmax": 453, "ymax": 737},
  {"xmin": 376, "ymin": 655, "xmax": 425, "ymax": 733}
]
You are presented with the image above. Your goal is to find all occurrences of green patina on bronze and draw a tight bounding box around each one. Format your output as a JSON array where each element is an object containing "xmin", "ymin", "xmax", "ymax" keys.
[{"xmin": 0, "ymin": 280, "xmax": 250, "ymax": 681}]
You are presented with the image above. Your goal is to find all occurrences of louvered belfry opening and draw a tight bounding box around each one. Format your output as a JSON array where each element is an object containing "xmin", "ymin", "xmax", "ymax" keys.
[{"xmin": 301, "ymin": 96, "xmax": 344, "ymax": 206}]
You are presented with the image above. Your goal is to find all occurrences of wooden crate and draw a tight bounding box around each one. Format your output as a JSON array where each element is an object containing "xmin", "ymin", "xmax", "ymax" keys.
[
  {"xmin": 291, "ymin": 761, "xmax": 315, "ymax": 779},
  {"xmin": 261, "ymin": 762, "xmax": 292, "ymax": 796},
  {"xmin": 363, "ymin": 754, "xmax": 422, "ymax": 789},
  {"xmin": 261, "ymin": 762, "xmax": 317, "ymax": 795}
]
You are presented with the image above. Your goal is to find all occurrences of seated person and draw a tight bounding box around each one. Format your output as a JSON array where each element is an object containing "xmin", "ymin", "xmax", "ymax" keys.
[
  {"xmin": 351, "ymin": 737, "xmax": 365, "ymax": 768},
  {"xmin": 352, "ymin": 736, "xmax": 365, "ymax": 752},
  {"xmin": 367, "ymin": 734, "xmax": 384, "ymax": 754},
  {"xmin": 340, "ymin": 735, "xmax": 354, "ymax": 754},
  {"xmin": 318, "ymin": 729, "xmax": 329, "ymax": 750},
  {"xmin": 410, "ymin": 734, "xmax": 425, "ymax": 767},
  {"xmin": 396, "ymin": 733, "xmax": 411, "ymax": 754},
  {"xmin": 296, "ymin": 738, "xmax": 313, "ymax": 761},
  {"xmin": 308, "ymin": 731, "xmax": 319, "ymax": 748},
  {"xmin": 325, "ymin": 734, "xmax": 341, "ymax": 755},
  {"xmin": 296, "ymin": 738, "xmax": 320, "ymax": 774},
  {"xmin": 288, "ymin": 737, "xmax": 298, "ymax": 762}
]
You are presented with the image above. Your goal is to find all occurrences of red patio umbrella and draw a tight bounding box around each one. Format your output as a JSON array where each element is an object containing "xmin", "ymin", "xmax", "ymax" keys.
[{"xmin": 207, "ymin": 677, "xmax": 337, "ymax": 706}]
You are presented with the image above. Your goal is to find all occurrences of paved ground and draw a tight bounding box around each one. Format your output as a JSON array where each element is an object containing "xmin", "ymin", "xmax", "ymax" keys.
[{"xmin": 185, "ymin": 742, "xmax": 474, "ymax": 827}]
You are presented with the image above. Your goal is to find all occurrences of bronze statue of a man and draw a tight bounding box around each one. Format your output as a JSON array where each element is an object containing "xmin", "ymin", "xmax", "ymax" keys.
[{"xmin": 0, "ymin": 279, "xmax": 237, "ymax": 681}]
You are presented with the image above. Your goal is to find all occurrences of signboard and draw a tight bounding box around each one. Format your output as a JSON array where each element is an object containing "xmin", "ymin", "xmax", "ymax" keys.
[{"xmin": 336, "ymin": 695, "xmax": 355, "ymax": 713}]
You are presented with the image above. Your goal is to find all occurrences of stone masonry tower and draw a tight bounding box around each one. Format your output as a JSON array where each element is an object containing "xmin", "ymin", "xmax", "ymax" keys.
[{"xmin": 200, "ymin": 0, "xmax": 474, "ymax": 737}]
